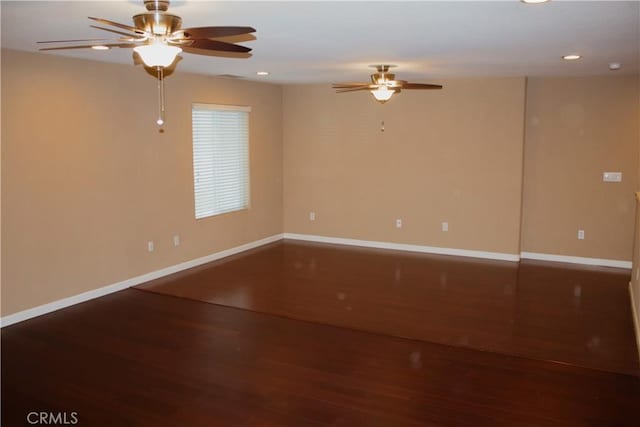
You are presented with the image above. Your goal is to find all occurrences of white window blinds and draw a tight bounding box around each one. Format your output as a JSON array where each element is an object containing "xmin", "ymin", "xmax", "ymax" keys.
[{"xmin": 192, "ymin": 103, "xmax": 250, "ymax": 219}]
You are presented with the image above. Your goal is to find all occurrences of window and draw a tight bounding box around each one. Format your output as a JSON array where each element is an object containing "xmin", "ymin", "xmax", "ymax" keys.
[{"xmin": 192, "ymin": 103, "xmax": 250, "ymax": 219}]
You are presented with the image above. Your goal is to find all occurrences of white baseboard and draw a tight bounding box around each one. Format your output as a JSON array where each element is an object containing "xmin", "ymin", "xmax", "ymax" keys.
[
  {"xmin": 283, "ymin": 233, "xmax": 521, "ymax": 262},
  {"xmin": 3, "ymin": 232, "xmax": 632, "ymax": 327},
  {"xmin": 520, "ymin": 251, "xmax": 632, "ymax": 269},
  {"xmin": 0, "ymin": 233, "xmax": 284, "ymax": 328},
  {"xmin": 630, "ymin": 282, "xmax": 640, "ymax": 361}
]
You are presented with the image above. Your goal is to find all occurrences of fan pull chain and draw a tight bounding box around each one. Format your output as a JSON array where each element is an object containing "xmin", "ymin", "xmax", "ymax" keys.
[
  {"xmin": 380, "ymin": 121, "xmax": 385, "ymax": 132},
  {"xmin": 156, "ymin": 66, "xmax": 165, "ymax": 126}
]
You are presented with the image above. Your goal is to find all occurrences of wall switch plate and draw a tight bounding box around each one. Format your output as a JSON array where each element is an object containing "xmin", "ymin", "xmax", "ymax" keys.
[
  {"xmin": 396, "ymin": 219, "xmax": 402, "ymax": 228},
  {"xmin": 602, "ymin": 172, "xmax": 622, "ymax": 182},
  {"xmin": 147, "ymin": 240, "xmax": 155, "ymax": 252},
  {"xmin": 442, "ymin": 222, "xmax": 449, "ymax": 232},
  {"xmin": 173, "ymin": 235, "xmax": 180, "ymax": 247},
  {"xmin": 577, "ymin": 230, "xmax": 585, "ymax": 240},
  {"xmin": 309, "ymin": 212, "xmax": 316, "ymax": 221}
]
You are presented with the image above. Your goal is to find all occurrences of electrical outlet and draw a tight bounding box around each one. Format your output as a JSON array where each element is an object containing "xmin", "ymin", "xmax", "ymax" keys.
[
  {"xmin": 147, "ymin": 240, "xmax": 155, "ymax": 252},
  {"xmin": 173, "ymin": 235, "xmax": 180, "ymax": 247},
  {"xmin": 602, "ymin": 172, "xmax": 622, "ymax": 182},
  {"xmin": 577, "ymin": 230, "xmax": 585, "ymax": 240},
  {"xmin": 442, "ymin": 222, "xmax": 449, "ymax": 232},
  {"xmin": 309, "ymin": 212, "xmax": 316, "ymax": 221},
  {"xmin": 396, "ymin": 219, "xmax": 402, "ymax": 228}
]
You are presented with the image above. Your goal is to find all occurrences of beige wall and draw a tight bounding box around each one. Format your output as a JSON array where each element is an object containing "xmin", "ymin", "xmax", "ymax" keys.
[
  {"xmin": 283, "ymin": 79, "xmax": 527, "ymax": 255},
  {"xmin": 3, "ymin": 48, "xmax": 638, "ymax": 319},
  {"xmin": 1, "ymin": 49, "xmax": 283, "ymax": 316},
  {"xmin": 521, "ymin": 76, "xmax": 639, "ymax": 261}
]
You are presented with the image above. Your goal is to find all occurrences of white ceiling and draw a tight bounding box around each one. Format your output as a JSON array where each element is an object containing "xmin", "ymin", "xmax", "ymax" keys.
[{"xmin": 2, "ymin": 1, "xmax": 639, "ymax": 84}]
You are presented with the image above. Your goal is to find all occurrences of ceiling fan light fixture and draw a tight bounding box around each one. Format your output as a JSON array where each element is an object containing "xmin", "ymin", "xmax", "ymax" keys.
[
  {"xmin": 371, "ymin": 86, "xmax": 395, "ymax": 103},
  {"xmin": 134, "ymin": 40, "xmax": 182, "ymax": 67}
]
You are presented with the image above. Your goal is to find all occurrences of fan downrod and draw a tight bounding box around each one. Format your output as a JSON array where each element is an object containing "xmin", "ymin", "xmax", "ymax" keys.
[
  {"xmin": 145, "ymin": 0, "xmax": 170, "ymax": 12},
  {"xmin": 369, "ymin": 64, "xmax": 396, "ymax": 73}
]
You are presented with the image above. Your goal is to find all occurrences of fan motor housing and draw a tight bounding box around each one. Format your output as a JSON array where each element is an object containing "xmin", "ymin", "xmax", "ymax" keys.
[
  {"xmin": 372, "ymin": 73, "xmax": 395, "ymax": 85},
  {"xmin": 133, "ymin": 12, "xmax": 182, "ymax": 35}
]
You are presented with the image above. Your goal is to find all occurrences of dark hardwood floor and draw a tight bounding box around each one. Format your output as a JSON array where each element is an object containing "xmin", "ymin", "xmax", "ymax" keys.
[
  {"xmin": 137, "ymin": 240, "xmax": 640, "ymax": 375},
  {"xmin": 3, "ymin": 289, "xmax": 640, "ymax": 426}
]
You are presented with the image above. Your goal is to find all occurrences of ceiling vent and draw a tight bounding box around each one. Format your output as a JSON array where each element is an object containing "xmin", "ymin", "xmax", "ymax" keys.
[{"xmin": 215, "ymin": 74, "xmax": 244, "ymax": 79}]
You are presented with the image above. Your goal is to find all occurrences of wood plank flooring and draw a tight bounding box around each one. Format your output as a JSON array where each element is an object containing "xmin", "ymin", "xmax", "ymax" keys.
[
  {"xmin": 3, "ymin": 289, "xmax": 640, "ymax": 426},
  {"xmin": 137, "ymin": 240, "xmax": 639, "ymax": 375}
]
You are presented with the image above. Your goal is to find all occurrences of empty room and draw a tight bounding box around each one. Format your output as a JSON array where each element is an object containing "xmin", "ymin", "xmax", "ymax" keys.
[{"xmin": 2, "ymin": 0, "xmax": 640, "ymax": 425}]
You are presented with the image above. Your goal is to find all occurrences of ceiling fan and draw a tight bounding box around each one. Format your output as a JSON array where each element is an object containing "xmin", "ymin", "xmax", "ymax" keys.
[
  {"xmin": 38, "ymin": 0, "xmax": 255, "ymax": 64},
  {"xmin": 37, "ymin": 0, "xmax": 256, "ymax": 126},
  {"xmin": 332, "ymin": 65, "xmax": 442, "ymax": 104}
]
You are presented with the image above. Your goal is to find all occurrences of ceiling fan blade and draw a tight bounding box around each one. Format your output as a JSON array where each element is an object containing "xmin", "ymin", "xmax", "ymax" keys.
[
  {"xmin": 182, "ymin": 48, "xmax": 251, "ymax": 59},
  {"xmin": 90, "ymin": 25, "xmax": 144, "ymax": 39},
  {"xmin": 400, "ymin": 83, "xmax": 443, "ymax": 90},
  {"xmin": 336, "ymin": 86, "xmax": 376, "ymax": 93},
  {"xmin": 39, "ymin": 43, "xmax": 138, "ymax": 51},
  {"xmin": 179, "ymin": 26, "xmax": 256, "ymax": 39},
  {"xmin": 88, "ymin": 17, "xmax": 147, "ymax": 35},
  {"xmin": 183, "ymin": 39, "xmax": 251, "ymax": 53},
  {"xmin": 37, "ymin": 38, "xmax": 112, "ymax": 44},
  {"xmin": 332, "ymin": 83, "xmax": 371, "ymax": 88}
]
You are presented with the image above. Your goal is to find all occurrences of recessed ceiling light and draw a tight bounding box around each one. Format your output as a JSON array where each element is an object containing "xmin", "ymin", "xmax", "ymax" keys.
[
  {"xmin": 256, "ymin": 71, "xmax": 269, "ymax": 76},
  {"xmin": 609, "ymin": 62, "xmax": 622, "ymax": 71},
  {"xmin": 562, "ymin": 54, "xmax": 581, "ymax": 61},
  {"xmin": 91, "ymin": 45, "xmax": 110, "ymax": 51},
  {"xmin": 521, "ymin": 0, "xmax": 550, "ymax": 4}
]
